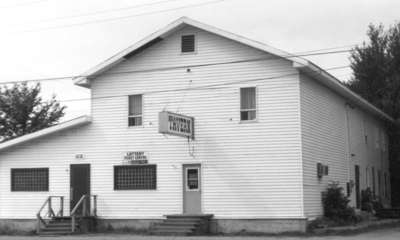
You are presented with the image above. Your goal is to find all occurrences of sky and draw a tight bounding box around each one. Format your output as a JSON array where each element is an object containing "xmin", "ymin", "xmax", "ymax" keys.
[{"xmin": 0, "ymin": 0, "xmax": 399, "ymax": 120}]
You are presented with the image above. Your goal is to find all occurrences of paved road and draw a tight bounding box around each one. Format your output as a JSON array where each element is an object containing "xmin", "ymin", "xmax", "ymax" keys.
[{"xmin": 1, "ymin": 228, "xmax": 400, "ymax": 240}]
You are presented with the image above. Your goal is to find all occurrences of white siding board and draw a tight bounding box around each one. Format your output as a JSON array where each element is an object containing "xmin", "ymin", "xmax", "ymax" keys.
[
  {"xmin": 300, "ymin": 74, "xmax": 391, "ymax": 218},
  {"xmin": 0, "ymin": 26, "xmax": 304, "ymax": 219}
]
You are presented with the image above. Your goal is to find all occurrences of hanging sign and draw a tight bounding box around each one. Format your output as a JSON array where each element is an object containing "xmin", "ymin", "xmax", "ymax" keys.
[
  {"xmin": 159, "ymin": 111, "xmax": 194, "ymax": 139},
  {"xmin": 124, "ymin": 151, "xmax": 148, "ymax": 164}
]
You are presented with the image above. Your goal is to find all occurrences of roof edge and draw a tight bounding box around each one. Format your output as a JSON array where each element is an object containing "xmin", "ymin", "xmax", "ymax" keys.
[
  {"xmin": 294, "ymin": 62, "xmax": 394, "ymax": 122},
  {"xmin": 73, "ymin": 17, "xmax": 190, "ymax": 87},
  {"xmin": 0, "ymin": 115, "xmax": 92, "ymax": 152},
  {"xmin": 73, "ymin": 16, "xmax": 309, "ymax": 88}
]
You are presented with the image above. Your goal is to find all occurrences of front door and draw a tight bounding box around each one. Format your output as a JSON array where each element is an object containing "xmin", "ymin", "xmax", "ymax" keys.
[
  {"xmin": 183, "ymin": 164, "xmax": 201, "ymax": 214},
  {"xmin": 70, "ymin": 164, "xmax": 90, "ymax": 214}
]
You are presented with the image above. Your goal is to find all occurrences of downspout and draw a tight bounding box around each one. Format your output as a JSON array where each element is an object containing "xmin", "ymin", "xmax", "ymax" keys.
[{"xmin": 344, "ymin": 103, "xmax": 352, "ymax": 193}]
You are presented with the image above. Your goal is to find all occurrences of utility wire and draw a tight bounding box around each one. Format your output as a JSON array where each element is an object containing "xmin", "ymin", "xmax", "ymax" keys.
[
  {"xmin": 34, "ymin": 0, "xmax": 184, "ymax": 23},
  {"xmin": 294, "ymin": 44, "xmax": 357, "ymax": 54},
  {"xmin": 14, "ymin": 0, "xmax": 228, "ymax": 33},
  {"xmin": 51, "ymin": 65, "xmax": 350, "ymax": 104},
  {"xmin": 0, "ymin": 0, "xmax": 49, "ymax": 9},
  {"xmin": 0, "ymin": 48, "xmax": 352, "ymax": 85}
]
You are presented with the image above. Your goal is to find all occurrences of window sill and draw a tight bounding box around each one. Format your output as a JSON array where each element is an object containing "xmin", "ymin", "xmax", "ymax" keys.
[
  {"xmin": 180, "ymin": 51, "xmax": 197, "ymax": 55},
  {"xmin": 128, "ymin": 125, "xmax": 144, "ymax": 128},
  {"xmin": 239, "ymin": 120, "xmax": 258, "ymax": 124},
  {"xmin": 114, "ymin": 189, "xmax": 157, "ymax": 191}
]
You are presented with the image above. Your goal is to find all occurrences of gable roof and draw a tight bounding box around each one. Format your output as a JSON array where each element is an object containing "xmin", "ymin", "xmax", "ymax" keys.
[
  {"xmin": 0, "ymin": 115, "xmax": 91, "ymax": 153},
  {"xmin": 73, "ymin": 17, "xmax": 393, "ymax": 122},
  {"xmin": 73, "ymin": 16, "xmax": 309, "ymax": 87}
]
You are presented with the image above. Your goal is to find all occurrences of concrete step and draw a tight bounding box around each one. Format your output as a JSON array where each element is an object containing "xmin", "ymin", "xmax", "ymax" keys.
[
  {"xmin": 166, "ymin": 214, "xmax": 213, "ymax": 218},
  {"xmin": 39, "ymin": 231, "xmax": 71, "ymax": 236},
  {"xmin": 154, "ymin": 225, "xmax": 196, "ymax": 230},
  {"xmin": 152, "ymin": 214, "xmax": 213, "ymax": 235},
  {"xmin": 47, "ymin": 223, "xmax": 73, "ymax": 227},
  {"xmin": 152, "ymin": 228, "xmax": 193, "ymax": 235},
  {"xmin": 163, "ymin": 219, "xmax": 200, "ymax": 223},
  {"xmin": 51, "ymin": 217, "xmax": 72, "ymax": 222},
  {"xmin": 43, "ymin": 226, "xmax": 71, "ymax": 230},
  {"xmin": 49, "ymin": 221, "xmax": 71, "ymax": 225},
  {"xmin": 166, "ymin": 216, "xmax": 207, "ymax": 221},
  {"xmin": 157, "ymin": 222, "xmax": 198, "ymax": 227}
]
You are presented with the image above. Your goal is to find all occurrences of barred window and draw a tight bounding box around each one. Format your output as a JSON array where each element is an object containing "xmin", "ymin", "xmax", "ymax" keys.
[
  {"xmin": 128, "ymin": 95, "xmax": 142, "ymax": 126},
  {"xmin": 114, "ymin": 165, "xmax": 156, "ymax": 190},
  {"xmin": 240, "ymin": 87, "xmax": 256, "ymax": 121},
  {"xmin": 11, "ymin": 168, "xmax": 49, "ymax": 191},
  {"xmin": 181, "ymin": 35, "xmax": 195, "ymax": 53}
]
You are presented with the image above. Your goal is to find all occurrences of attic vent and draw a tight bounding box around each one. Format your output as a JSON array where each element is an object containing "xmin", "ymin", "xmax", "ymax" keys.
[{"xmin": 181, "ymin": 35, "xmax": 195, "ymax": 53}]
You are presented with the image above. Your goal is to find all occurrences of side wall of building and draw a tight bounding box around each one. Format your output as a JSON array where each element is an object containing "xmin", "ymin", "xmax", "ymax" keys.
[
  {"xmin": 300, "ymin": 73, "xmax": 391, "ymax": 218},
  {"xmin": 0, "ymin": 25, "xmax": 305, "ymax": 227}
]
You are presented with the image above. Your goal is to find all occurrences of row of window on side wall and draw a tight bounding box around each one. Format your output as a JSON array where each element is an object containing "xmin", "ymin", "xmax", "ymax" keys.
[{"xmin": 127, "ymin": 87, "xmax": 257, "ymax": 127}]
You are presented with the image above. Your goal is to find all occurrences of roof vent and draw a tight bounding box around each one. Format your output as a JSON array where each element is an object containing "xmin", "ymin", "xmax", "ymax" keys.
[{"xmin": 181, "ymin": 35, "xmax": 195, "ymax": 53}]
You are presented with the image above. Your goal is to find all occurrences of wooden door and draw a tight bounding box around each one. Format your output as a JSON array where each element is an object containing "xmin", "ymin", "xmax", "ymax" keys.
[{"xmin": 70, "ymin": 164, "xmax": 90, "ymax": 214}]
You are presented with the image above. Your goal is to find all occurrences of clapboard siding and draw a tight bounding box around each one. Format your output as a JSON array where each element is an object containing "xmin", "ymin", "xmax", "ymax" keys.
[
  {"xmin": 300, "ymin": 74, "xmax": 391, "ymax": 218},
  {"xmin": 0, "ymin": 26, "xmax": 304, "ymax": 219}
]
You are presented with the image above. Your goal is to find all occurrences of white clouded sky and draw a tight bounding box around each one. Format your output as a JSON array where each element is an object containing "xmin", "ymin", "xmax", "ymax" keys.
[{"xmin": 0, "ymin": 0, "xmax": 399, "ymax": 120}]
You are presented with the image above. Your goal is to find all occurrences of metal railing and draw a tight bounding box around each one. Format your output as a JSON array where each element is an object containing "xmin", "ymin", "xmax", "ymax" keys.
[
  {"xmin": 70, "ymin": 194, "xmax": 97, "ymax": 232},
  {"xmin": 36, "ymin": 196, "xmax": 64, "ymax": 234}
]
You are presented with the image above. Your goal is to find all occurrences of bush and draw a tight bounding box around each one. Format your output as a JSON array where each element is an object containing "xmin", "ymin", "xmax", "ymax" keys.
[
  {"xmin": 361, "ymin": 188, "xmax": 374, "ymax": 212},
  {"xmin": 322, "ymin": 182, "xmax": 358, "ymax": 224},
  {"xmin": 361, "ymin": 187, "xmax": 384, "ymax": 213}
]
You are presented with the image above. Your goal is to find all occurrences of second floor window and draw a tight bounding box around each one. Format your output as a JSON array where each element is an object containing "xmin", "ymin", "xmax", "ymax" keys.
[
  {"xmin": 128, "ymin": 94, "xmax": 142, "ymax": 126},
  {"xmin": 240, "ymin": 87, "xmax": 256, "ymax": 121}
]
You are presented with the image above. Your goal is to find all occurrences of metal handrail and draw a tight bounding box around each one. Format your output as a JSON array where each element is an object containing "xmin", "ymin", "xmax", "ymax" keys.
[{"xmin": 36, "ymin": 196, "xmax": 64, "ymax": 234}]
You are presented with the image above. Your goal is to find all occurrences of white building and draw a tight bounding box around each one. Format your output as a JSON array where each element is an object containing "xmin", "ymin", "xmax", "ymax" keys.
[{"xmin": 0, "ymin": 17, "xmax": 392, "ymax": 234}]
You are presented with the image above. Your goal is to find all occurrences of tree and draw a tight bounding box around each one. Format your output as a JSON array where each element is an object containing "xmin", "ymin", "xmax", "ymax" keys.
[
  {"xmin": 0, "ymin": 82, "xmax": 66, "ymax": 142},
  {"xmin": 346, "ymin": 22, "xmax": 400, "ymax": 206}
]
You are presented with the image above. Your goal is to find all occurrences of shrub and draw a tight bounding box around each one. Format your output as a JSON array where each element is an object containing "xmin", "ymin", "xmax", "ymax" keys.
[
  {"xmin": 322, "ymin": 182, "xmax": 358, "ymax": 224},
  {"xmin": 361, "ymin": 187, "xmax": 384, "ymax": 213},
  {"xmin": 361, "ymin": 188, "xmax": 374, "ymax": 212}
]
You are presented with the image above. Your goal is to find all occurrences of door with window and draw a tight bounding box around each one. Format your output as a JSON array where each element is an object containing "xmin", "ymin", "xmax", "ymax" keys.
[{"xmin": 183, "ymin": 164, "xmax": 201, "ymax": 214}]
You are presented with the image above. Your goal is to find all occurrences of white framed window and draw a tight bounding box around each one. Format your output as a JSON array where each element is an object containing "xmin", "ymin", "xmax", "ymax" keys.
[
  {"xmin": 240, "ymin": 87, "xmax": 256, "ymax": 121},
  {"xmin": 186, "ymin": 167, "xmax": 200, "ymax": 191},
  {"xmin": 128, "ymin": 94, "xmax": 142, "ymax": 126}
]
